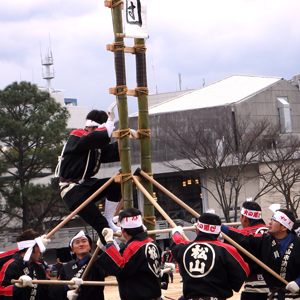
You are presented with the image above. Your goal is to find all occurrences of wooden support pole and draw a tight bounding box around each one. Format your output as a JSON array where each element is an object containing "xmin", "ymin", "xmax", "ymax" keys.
[
  {"xmin": 221, "ymin": 232, "xmax": 288, "ymax": 285},
  {"xmin": 46, "ymin": 172, "xmax": 120, "ymax": 239},
  {"xmin": 139, "ymin": 171, "xmax": 288, "ymax": 285},
  {"xmin": 138, "ymin": 168, "xmax": 202, "ymax": 218},
  {"xmin": 132, "ymin": 176, "xmax": 189, "ymax": 241},
  {"xmin": 11, "ymin": 279, "xmax": 118, "ymax": 286}
]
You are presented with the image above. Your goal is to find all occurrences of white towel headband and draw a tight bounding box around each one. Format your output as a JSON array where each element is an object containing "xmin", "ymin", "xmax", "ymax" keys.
[{"xmin": 17, "ymin": 237, "xmax": 46, "ymax": 262}]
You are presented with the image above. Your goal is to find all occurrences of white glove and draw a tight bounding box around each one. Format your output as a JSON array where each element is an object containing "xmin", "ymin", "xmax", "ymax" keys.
[
  {"xmin": 15, "ymin": 275, "xmax": 33, "ymax": 288},
  {"xmin": 286, "ymin": 281, "xmax": 300, "ymax": 294},
  {"xmin": 68, "ymin": 277, "xmax": 83, "ymax": 289},
  {"xmin": 96, "ymin": 238, "xmax": 106, "ymax": 252},
  {"xmin": 67, "ymin": 290, "xmax": 78, "ymax": 300},
  {"xmin": 41, "ymin": 234, "xmax": 51, "ymax": 247},
  {"xmin": 108, "ymin": 101, "xmax": 117, "ymax": 122},
  {"xmin": 172, "ymin": 226, "xmax": 183, "ymax": 236},
  {"xmin": 192, "ymin": 223, "xmax": 198, "ymax": 230},
  {"xmin": 102, "ymin": 228, "xmax": 114, "ymax": 243},
  {"xmin": 164, "ymin": 262, "xmax": 176, "ymax": 273},
  {"xmin": 129, "ymin": 129, "xmax": 138, "ymax": 139}
]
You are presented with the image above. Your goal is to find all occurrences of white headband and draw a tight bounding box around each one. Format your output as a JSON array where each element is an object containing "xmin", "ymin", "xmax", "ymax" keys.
[
  {"xmin": 295, "ymin": 227, "xmax": 300, "ymax": 237},
  {"xmin": 17, "ymin": 237, "xmax": 46, "ymax": 262},
  {"xmin": 85, "ymin": 119, "xmax": 100, "ymax": 127},
  {"xmin": 197, "ymin": 221, "xmax": 221, "ymax": 234},
  {"xmin": 69, "ymin": 230, "xmax": 88, "ymax": 248},
  {"xmin": 241, "ymin": 207, "xmax": 262, "ymax": 219},
  {"xmin": 271, "ymin": 211, "xmax": 294, "ymax": 231},
  {"xmin": 119, "ymin": 215, "xmax": 143, "ymax": 229}
]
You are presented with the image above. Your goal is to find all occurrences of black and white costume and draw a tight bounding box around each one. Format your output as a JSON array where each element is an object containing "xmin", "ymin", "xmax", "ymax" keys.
[
  {"xmin": 58, "ymin": 125, "xmax": 121, "ymax": 242},
  {"xmin": 222, "ymin": 225, "xmax": 300, "ymax": 300},
  {"xmin": 230, "ymin": 219, "xmax": 269, "ymax": 300},
  {"xmin": 0, "ymin": 252, "xmax": 50, "ymax": 300},
  {"xmin": 97, "ymin": 231, "xmax": 162, "ymax": 300},
  {"xmin": 49, "ymin": 253, "xmax": 106, "ymax": 300},
  {"xmin": 172, "ymin": 231, "xmax": 249, "ymax": 300}
]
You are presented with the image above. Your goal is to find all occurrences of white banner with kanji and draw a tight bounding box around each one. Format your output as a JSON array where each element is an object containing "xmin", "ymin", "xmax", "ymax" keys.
[{"xmin": 124, "ymin": 0, "xmax": 148, "ymax": 38}]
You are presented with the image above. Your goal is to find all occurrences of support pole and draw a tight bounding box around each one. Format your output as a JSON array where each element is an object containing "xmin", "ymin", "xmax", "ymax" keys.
[
  {"xmin": 46, "ymin": 172, "xmax": 120, "ymax": 239},
  {"xmin": 11, "ymin": 279, "xmax": 118, "ymax": 286},
  {"xmin": 134, "ymin": 39, "xmax": 155, "ymax": 233},
  {"xmin": 110, "ymin": 0, "xmax": 133, "ymax": 208},
  {"xmin": 141, "ymin": 172, "xmax": 288, "ymax": 285},
  {"xmin": 132, "ymin": 176, "xmax": 189, "ymax": 241}
]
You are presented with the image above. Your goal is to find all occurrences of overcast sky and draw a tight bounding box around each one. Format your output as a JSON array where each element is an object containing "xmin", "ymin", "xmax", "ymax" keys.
[{"xmin": 0, "ymin": 0, "xmax": 299, "ymax": 117}]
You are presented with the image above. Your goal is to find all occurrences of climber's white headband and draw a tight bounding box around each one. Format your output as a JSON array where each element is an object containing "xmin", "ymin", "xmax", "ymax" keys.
[
  {"xmin": 241, "ymin": 207, "xmax": 262, "ymax": 219},
  {"xmin": 17, "ymin": 237, "xmax": 46, "ymax": 262}
]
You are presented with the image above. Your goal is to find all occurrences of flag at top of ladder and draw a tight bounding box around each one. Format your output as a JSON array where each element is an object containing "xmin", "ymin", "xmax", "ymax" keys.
[{"xmin": 123, "ymin": 0, "xmax": 148, "ymax": 38}]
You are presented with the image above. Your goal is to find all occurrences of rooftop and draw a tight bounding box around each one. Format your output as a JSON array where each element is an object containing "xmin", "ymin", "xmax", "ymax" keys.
[{"xmin": 131, "ymin": 74, "xmax": 282, "ymax": 116}]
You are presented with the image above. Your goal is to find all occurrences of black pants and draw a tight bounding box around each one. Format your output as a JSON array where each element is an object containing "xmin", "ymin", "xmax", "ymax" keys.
[
  {"xmin": 65, "ymin": 178, "xmax": 121, "ymax": 244},
  {"xmin": 241, "ymin": 291, "xmax": 268, "ymax": 300}
]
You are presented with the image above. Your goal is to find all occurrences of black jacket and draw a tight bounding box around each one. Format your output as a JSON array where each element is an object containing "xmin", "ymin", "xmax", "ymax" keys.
[
  {"xmin": 97, "ymin": 232, "xmax": 162, "ymax": 300},
  {"xmin": 0, "ymin": 252, "xmax": 50, "ymax": 300},
  {"xmin": 49, "ymin": 254, "xmax": 106, "ymax": 300},
  {"xmin": 172, "ymin": 232, "xmax": 249, "ymax": 299}
]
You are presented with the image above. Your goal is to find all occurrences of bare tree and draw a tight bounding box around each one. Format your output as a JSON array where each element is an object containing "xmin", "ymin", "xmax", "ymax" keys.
[
  {"xmin": 258, "ymin": 133, "xmax": 300, "ymax": 217},
  {"xmin": 159, "ymin": 110, "xmax": 275, "ymax": 222}
]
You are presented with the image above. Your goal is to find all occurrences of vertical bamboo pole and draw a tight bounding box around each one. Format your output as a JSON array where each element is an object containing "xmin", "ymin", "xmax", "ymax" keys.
[
  {"xmin": 134, "ymin": 38, "xmax": 155, "ymax": 233},
  {"xmin": 110, "ymin": 0, "xmax": 133, "ymax": 208}
]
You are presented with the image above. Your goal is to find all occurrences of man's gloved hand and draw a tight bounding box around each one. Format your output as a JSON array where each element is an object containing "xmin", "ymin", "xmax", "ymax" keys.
[
  {"xmin": 172, "ymin": 226, "xmax": 183, "ymax": 236},
  {"xmin": 96, "ymin": 238, "xmax": 106, "ymax": 252},
  {"xmin": 40, "ymin": 234, "xmax": 51, "ymax": 247},
  {"xmin": 102, "ymin": 228, "xmax": 114, "ymax": 243},
  {"xmin": 67, "ymin": 290, "xmax": 78, "ymax": 300},
  {"xmin": 286, "ymin": 281, "xmax": 300, "ymax": 294},
  {"xmin": 107, "ymin": 102, "xmax": 117, "ymax": 122},
  {"xmin": 68, "ymin": 277, "xmax": 83, "ymax": 289},
  {"xmin": 15, "ymin": 275, "xmax": 33, "ymax": 288}
]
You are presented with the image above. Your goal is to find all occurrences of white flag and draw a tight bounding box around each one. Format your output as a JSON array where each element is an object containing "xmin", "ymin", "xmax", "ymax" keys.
[{"xmin": 124, "ymin": 0, "xmax": 148, "ymax": 39}]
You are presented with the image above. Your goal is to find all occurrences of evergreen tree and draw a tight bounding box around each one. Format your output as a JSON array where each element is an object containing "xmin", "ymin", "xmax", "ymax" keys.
[{"xmin": 0, "ymin": 81, "xmax": 70, "ymax": 231}]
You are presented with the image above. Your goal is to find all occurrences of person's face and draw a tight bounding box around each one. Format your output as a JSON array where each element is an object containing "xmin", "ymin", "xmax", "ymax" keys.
[
  {"xmin": 71, "ymin": 237, "xmax": 91, "ymax": 256},
  {"xmin": 30, "ymin": 244, "xmax": 41, "ymax": 263},
  {"xmin": 268, "ymin": 218, "xmax": 287, "ymax": 238}
]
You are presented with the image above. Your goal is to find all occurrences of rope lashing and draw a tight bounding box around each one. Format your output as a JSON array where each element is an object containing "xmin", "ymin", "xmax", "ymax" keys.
[
  {"xmin": 133, "ymin": 44, "xmax": 147, "ymax": 52},
  {"xmin": 135, "ymin": 87, "xmax": 149, "ymax": 95},
  {"xmin": 136, "ymin": 129, "xmax": 151, "ymax": 138},
  {"xmin": 111, "ymin": 41, "xmax": 125, "ymax": 52},
  {"xmin": 111, "ymin": 0, "xmax": 123, "ymax": 8},
  {"xmin": 142, "ymin": 216, "xmax": 156, "ymax": 226}
]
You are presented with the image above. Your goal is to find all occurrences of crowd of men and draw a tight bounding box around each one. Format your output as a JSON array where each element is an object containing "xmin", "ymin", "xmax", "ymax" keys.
[{"xmin": 1, "ymin": 105, "xmax": 300, "ymax": 300}]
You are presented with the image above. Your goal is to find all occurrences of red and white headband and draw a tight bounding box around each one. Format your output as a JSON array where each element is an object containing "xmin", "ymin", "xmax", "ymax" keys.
[
  {"xmin": 17, "ymin": 237, "xmax": 46, "ymax": 262},
  {"xmin": 271, "ymin": 211, "xmax": 294, "ymax": 231},
  {"xmin": 196, "ymin": 221, "xmax": 221, "ymax": 234},
  {"xmin": 85, "ymin": 119, "xmax": 100, "ymax": 127},
  {"xmin": 70, "ymin": 230, "xmax": 88, "ymax": 248},
  {"xmin": 119, "ymin": 215, "xmax": 143, "ymax": 229},
  {"xmin": 241, "ymin": 207, "xmax": 262, "ymax": 219}
]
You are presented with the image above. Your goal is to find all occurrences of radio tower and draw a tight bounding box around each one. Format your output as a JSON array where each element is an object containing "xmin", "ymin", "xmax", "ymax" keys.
[{"xmin": 40, "ymin": 38, "xmax": 58, "ymax": 93}]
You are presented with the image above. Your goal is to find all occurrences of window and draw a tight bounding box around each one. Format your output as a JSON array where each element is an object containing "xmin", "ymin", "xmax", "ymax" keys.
[{"xmin": 277, "ymin": 97, "xmax": 292, "ymax": 133}]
